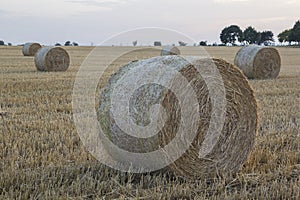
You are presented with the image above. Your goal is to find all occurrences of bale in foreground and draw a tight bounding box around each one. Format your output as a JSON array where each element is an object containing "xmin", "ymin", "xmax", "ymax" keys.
[
  {"xmin": 234, "ymin": 45, "xmax": 281, "ymax": 79},
  {"xmin": 98, "ymin": 56, "xmax": 257, "ymax": 179},
  {"xmin": 34, "ymin": 47, "xmax": 70, "ymax": 72},
  {"xmin": 161, "ymin": 46, "xmax": 180, "ymax": 56},
  {"xmin": 22, "ymin": 42, "xmax": 42, "ymax": 56}
]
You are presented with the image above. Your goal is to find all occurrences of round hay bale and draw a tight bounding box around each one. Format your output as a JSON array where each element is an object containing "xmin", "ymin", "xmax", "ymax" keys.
[
  {"xmin": 161, "ymin": 46, "xmax": 180, "ymax": 56},
  {"xmin": 234, "ymin": 45, "xmax": 281, "ymax": 79},
  {"xmin": 34, "ymin": 46, "xmax": 70, "ymax": 72},
  {"xmin": 98, "ymin": 56, "xmax": 257, "ymax": 179},
  {"xmin": 22, "ymin": 42, "xmax": 42, "ymax": 56}
]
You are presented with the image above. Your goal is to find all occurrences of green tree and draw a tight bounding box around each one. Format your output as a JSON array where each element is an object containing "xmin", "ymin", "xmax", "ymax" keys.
[
  {"xmin": 64, "ymin": 41, "xmax": 71, "ymax": 46},
  {"xmin": 132, "ymin": 40, "xmax": 137, "ymax": 46},
  {"xmin": 154, "ymin": 41, "xmax": 161, "ymax": 46},
  {"xmin": 278, "ymin": 29, "xmax": 292, "ymax": 44},
  {"xmin": 289, "ymin": 20, "xmax": 300, "ymax": 44},
  {"xmin": 178, "ymin": 41, "xmax": 187, "ymax": 46},
  {"xmin": 0, "ymin": 40, "xmax": 4, "ymax": 45},
  {"xmin": 220, "ymin": 25, "xmax": 243, "ymax": 45},
  {"xmin": 199, "ymin": 41, "xmax": 207, "ymax": 46},
  {"xmin": 244, "ymin": 26, "xmax": 260, "ymax": 44},
  {"xmin": 259, "ymin": 31, "xmax": 274, "ymax": 44}
]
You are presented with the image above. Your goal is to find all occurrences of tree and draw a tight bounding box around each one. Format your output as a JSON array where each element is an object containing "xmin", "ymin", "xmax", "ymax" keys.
[
  {"xmin": 154, "ymin": 41, "xmax": 161, "ymax": 46},
  {"xmin": 278, "ymin": 29, "xmax": 292, "ymax": 44},
  {"xmin": 199, "ymin": 41, "xmax": 207, "ymax": 46},
  {"xmin": 132, "ymin": 40, "xmax": 137, "ymax": 46},
  {"xmin": 259, "ymin": 31, "xmax": 274, "ymax": 44},
  {"xmin": 55, "ymin": 43, "xmax": 61, "ymax": 46},
  {"xmin": 178, "ymin": 41, "xmax": 187, "ymax": 46},
  {"xmin": 64, "ymin": 41, "xmax": 71, "ymax": 46},
  {"xmin": 220, "ymin": 25, "xmax": 243, "ymax": 45},
  {"xmin": 0, "ymin": 40, "xmax": 4, "ymax": 45},
  {"xmin": 244, "ymin": 26, "xmax": 260, "ymax": 44},
  {"xmin": 289, "ymin": 20, "xmax": 300, "ymax": 44},
  {"xmin": 8, "ymin": 43, "xmax": 12, "ymax": 46},
  {"xmin": 72, "ymin": 42, "xmax": 79, "ymax": 46}
]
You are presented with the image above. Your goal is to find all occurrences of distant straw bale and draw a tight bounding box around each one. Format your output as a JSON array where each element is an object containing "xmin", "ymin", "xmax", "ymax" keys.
[
  {"xmin": 34, "ymin": 47, "xmax": 70, "ymax": 72},
  {"xmin": 22, "ymin": 42, "xmax": 42, "ymax": 56},
  {"xmin": 161, "ymin": 46, "xmax": 180, "ymax": 56},
  {"xmin": 234, "ymin": 45, "xmax": 281, "ymax": 79}
]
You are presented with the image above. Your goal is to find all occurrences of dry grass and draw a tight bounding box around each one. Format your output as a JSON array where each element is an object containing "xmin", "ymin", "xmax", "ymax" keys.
[{"xmin": 0, "ymin": 46, "xmax": 299, "ymax": 199}]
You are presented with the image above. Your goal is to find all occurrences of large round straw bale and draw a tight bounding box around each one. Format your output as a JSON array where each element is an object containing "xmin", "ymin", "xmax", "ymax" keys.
[
  {"xmin": 34, "ymin": 46, "xmax": 70, "ymax": 72},
  {"xmin": 234, "ymin": 45, "xmax": 281, "ymax": 79},
  {"xmin": 98, "ymin": 56, "xmax": 257, "ymax": 179},
  {"xmin": 161, "ymin": 46, "xmax": 180, "ymax": 56},
  {"xmin": 22, "ymin": 42, "xmax": 42, "ymax": 56}
]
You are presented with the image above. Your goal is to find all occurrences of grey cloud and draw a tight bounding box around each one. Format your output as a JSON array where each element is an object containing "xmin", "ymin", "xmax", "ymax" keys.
[
  {"xmin": 0, "ymin": 9, "xmax": 10, "ymax": 16},
  {"xmin": 66, "ymin": 0, "xmax": 132, "ymax": 8}
]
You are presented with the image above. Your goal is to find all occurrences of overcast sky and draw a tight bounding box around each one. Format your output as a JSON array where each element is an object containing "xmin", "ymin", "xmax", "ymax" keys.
[{"xmin": 0, "ymin": 0, "xmax": 299, "ymax": 45}]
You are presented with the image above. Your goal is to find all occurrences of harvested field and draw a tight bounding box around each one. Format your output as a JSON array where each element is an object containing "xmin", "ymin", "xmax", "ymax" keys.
[{"xmin": 0, "ymin": 46, "xmax": 299, "ymax": 199}]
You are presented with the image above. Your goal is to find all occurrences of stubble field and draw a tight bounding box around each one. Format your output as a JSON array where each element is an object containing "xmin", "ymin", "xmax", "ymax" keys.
[{"xmin": 0, "ymin": 46, "xmax": 299, "ymax": 199}]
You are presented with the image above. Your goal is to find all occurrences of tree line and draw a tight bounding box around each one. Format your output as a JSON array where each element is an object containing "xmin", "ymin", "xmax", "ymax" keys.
[
  {"xmin": 277, "ymin": 21, "xmax": 300, "ymax": 44},
  {"xmin": 0, "ymin": 41, "xmax": 79, "ymax": 46},
  {"xmin": 220, "ymin": 25, "xmax": 274, "ymax": 45},
  {"xmin": 1, "ymin": 20, "xmax": 299, "ymax": 47},
  {"xmin": 220, "ymin": 20, "xmax": 300, "ymax": 46}
]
